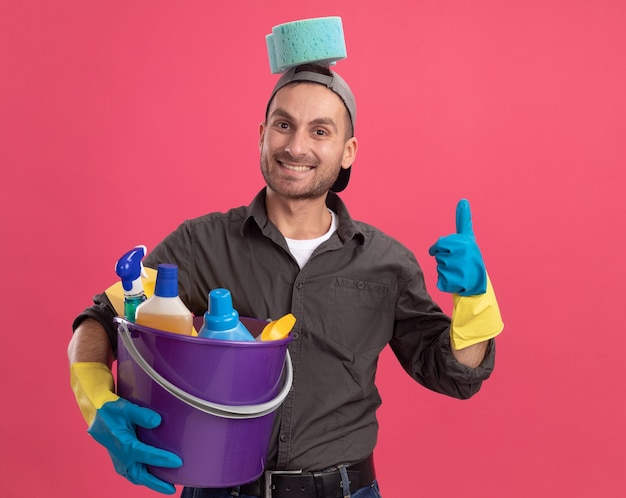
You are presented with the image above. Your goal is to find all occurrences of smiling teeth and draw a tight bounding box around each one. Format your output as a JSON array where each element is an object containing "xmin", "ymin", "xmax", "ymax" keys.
[{"xmin": 282, "ymin": 163, "xmax": 311, "ymax": 172}]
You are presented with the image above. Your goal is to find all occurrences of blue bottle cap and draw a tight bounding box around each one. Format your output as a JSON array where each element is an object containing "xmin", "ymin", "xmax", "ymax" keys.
[
  {"xmin": 154, "ymin": 264, "xmax": 179, "ymax": 297},
  {"xmin": 205, "ymin": 288, "xmax": 239, "ymax": 331}
]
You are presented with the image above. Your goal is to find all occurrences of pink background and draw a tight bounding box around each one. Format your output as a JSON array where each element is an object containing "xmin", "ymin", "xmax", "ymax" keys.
[{"xmin": 2, "ymin": 1, "xmax": 625, "ymax": 496}]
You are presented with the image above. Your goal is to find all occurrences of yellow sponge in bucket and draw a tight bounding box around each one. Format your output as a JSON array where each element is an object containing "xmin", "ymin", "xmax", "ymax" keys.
[{"xmin": 266, "ymin": 17, "xmax": 347, "ymax": 74}]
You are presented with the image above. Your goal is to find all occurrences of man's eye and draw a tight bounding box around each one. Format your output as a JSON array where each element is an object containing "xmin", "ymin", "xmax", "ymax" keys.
[
  {"xmin": 314, "ymin": 129, "xmax": 327, "ymax": 136},
  {"xmin": 276, "ymin": 122, "xmax": 290, "ymax": 129}
]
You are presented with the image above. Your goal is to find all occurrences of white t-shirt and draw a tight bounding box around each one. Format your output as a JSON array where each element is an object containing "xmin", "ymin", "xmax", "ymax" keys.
[{"xmin": 284, "ymin": 210, "xmax": 337, "ymax": 269}]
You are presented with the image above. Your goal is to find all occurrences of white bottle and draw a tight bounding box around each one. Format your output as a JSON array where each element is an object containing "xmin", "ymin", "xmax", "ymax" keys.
[{"xmin": 135, "ymin": 264, "xmax": 193, "ymax": 335}]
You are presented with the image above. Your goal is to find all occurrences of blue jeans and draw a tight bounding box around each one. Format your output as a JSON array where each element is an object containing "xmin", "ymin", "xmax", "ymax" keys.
[{"xmin": 180, "ymin": 479, "xmax": 382, "ymax": 497}]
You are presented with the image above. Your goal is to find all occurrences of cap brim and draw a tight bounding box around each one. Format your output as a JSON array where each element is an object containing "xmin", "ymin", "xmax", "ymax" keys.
[{"xmin": 331, "ymin": 166, "xmax": 351, "ymax": 192}]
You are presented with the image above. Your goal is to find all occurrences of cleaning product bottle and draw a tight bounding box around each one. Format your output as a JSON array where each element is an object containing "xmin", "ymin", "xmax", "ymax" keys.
[
  {"xmin": 258, "ymin": 313, "xmax": 296, "ymax": 341},
  {"xmin": 198, "ymin": 288, "xmax": 255, "ymax": 341},
  {"xmin": 135, "ymin": 263, "xmax": 193, "ymax": 335},
  {"xmin": 115, "ymin": 245, "xmax": 148, "ymax": 322}
]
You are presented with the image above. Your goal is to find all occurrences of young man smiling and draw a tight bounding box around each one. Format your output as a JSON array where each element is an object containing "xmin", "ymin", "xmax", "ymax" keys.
[
  {"xmin": 260, "ymin": 73, "xmax": 357, "ymax": 238},
  {"xmin": 69, "ymin": 64, "xmax": 503, "ymax": 498}
]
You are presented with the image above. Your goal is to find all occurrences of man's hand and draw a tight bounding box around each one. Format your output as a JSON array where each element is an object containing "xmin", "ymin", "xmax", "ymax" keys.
[
  {"xmin": 428, "ymin": 199, "xmax": 487, "ymax": 296},
  {"xmin": 88, "ymin": 397, "xmax": 183, "ymax": 495},
  {"xmin": 70, "ymin": 362, "xmax": 182, "ymax": 494},
  {"xmin": 429, "ymin": 200, "xmax": 504, "ymax": 352}
]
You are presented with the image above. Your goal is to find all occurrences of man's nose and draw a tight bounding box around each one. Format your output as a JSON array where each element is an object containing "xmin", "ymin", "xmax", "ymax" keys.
[{"xmin": 285, "ymin": 129, "xmax": 309, "ymax": 156}]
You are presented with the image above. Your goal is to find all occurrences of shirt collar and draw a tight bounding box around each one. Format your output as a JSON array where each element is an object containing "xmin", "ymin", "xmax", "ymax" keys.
[{"xmin": 241, "ymin": 188, "xmax": 364, "ymax": 245}]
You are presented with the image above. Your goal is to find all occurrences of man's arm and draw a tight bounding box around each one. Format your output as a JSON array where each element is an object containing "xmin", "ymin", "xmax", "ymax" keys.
[
  {"xmin": 68, "ymin": 318, "xmax": 113, "ymax": 366},
  {"xmin": 68, "ymin": 320, "xmax": 182, "ymax": 494},
  {"xmin": 451, "ymin": 340, "xmax": 489, "ymax": 369}
]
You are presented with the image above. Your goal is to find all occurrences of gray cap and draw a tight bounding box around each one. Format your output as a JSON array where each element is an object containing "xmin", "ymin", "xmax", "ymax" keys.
[{"xmin": 267, "ymin": 65, "xmax": 356, "ymax": 192}]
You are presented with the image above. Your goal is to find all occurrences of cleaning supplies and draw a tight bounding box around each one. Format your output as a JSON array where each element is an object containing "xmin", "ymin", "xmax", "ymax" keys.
[
  {"xmin": 135, "ymin": 264, "xmax": 194, "ymax": 336},
  {"xmin": 198, "ymin": 288, "xmax": 255, "ymax": 341},
  {"xmin": 115, "ymin": 245, "xmax": 148, "ymax": 322},
  {"xmin": 259, "ymin": 313, "xmax": 296, "ymax": 341}
]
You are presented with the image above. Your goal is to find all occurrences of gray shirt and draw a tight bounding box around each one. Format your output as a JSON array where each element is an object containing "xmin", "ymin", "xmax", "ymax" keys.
[{"xmin": 76, "ymin": 188, "xmax": 495, "ymax": 472}]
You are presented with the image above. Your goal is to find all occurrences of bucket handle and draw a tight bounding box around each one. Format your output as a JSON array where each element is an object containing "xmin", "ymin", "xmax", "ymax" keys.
[{"xmin": 118, "ymin": 321, "xmax": 293, "ymax": 420}]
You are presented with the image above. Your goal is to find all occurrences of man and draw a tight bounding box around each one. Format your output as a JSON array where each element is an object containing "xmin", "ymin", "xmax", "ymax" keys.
[{"xmin": 69, "ymin": 64, "xmax": 503, "ymax": 498}]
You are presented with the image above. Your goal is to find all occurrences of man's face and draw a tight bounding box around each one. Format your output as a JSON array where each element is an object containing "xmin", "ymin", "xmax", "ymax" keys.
[{"xmin": 259, "ymin": 83, "xmax": 357, "ymax": 200}]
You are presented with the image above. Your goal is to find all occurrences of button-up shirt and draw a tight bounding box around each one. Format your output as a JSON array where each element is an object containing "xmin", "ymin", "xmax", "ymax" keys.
[{"xmin": 76, "ymin": 188, "xmax": 495, "ymax": 472}]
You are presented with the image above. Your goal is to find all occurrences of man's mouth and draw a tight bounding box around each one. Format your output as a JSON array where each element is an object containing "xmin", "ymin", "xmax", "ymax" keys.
[{"xmin": 278, "ymin": 161, "xmax": 314, "ymax": 172}]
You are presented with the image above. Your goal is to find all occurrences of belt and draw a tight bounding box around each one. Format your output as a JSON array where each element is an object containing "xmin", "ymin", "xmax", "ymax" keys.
[{"xmin": 239, "ymin": 454, "xmax": 376, "ymax": 498}]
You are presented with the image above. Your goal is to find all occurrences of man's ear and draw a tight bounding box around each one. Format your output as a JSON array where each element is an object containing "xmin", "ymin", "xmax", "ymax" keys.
[
  {"xmin": 259, "ymin": 122, "xmax": 266, "ymax": 150},
  {"xmin": 341, "ymin": 136, "xmax": 358, "ymax": 168}
]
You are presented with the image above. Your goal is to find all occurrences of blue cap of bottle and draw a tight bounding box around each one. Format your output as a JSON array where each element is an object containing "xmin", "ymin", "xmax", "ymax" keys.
[
  {"xmin": 154, "ymin": 264, "xmax": 179, "ymax": 298},
  {"xmin": 205, "ymin": 288, "xmax": 241, "ymax": 331}
]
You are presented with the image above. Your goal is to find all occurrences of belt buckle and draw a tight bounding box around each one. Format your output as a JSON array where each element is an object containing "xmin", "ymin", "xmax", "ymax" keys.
[{"xmin": 263, "ymin": 469, "xmax": 303, "ymax": 498}]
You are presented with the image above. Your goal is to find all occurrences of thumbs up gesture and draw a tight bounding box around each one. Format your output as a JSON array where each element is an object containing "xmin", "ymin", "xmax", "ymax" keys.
[
  {"xmin": 428, "ymin": 199, "xmax": 503, "ymax": 350},
  {"xmin": 428, "ymin": 199, "xmax": 487, "ymax": 296}
]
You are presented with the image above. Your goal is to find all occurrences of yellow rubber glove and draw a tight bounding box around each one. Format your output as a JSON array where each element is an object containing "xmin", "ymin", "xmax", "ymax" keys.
[
  {"xmin": 70, "ymin": 362, "xmax": 119, "ymax": 426},
  {"xmin": 450, "ymin": 274, "xmax": 504, "ymax": 350},
  {"xmin": 70, "ymin": 362, "xmax": 182, "ymax": 494}
]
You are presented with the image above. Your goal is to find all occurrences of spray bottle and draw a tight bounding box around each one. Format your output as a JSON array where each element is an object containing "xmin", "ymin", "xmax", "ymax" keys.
[
  {"xmin": 198, "ymin": 288, "xmax": 255, "ymax": 341},
  {"xmin": 115, "ymin": 245, "xmax": 148, "ymax": 322},
  {"xmin": 135, "ymin": 264, "xmax": 194, "ymax": 335}
]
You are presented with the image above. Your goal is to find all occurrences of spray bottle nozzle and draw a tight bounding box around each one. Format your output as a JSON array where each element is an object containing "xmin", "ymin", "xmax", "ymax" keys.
[{"xmin": 115, "ymin": 245, "xmax": 147, "ymax": 293}]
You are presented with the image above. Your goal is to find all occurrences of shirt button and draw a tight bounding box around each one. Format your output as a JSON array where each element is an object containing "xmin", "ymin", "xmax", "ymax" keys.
[
  {"xmin": 357, "ymin": 281, "xmax": 365, "ymax": 289},
  {"xmin": 296, "ymin": 282, "xmax": 304, "ymax": 289},
  {"xmin": 280, "ymin": 434, "xmax": 289, "ymax": 442}
]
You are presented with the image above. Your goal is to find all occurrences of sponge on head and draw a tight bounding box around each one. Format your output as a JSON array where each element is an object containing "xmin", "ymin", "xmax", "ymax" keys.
[{"xmin": 266, "ymin": 17, "xmax": 347, "ymax": 74}]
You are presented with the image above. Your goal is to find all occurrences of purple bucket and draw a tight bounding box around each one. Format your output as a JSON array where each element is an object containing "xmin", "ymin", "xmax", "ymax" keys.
[{"xmin": 115, "ymin": 316, "xmax": 292, "ymax": 488}]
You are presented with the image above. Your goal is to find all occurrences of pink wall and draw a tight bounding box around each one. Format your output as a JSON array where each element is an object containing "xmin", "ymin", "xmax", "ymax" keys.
[{"xmin": 2, "ymin": 1, "xmax": 625, "ymax": 496}]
